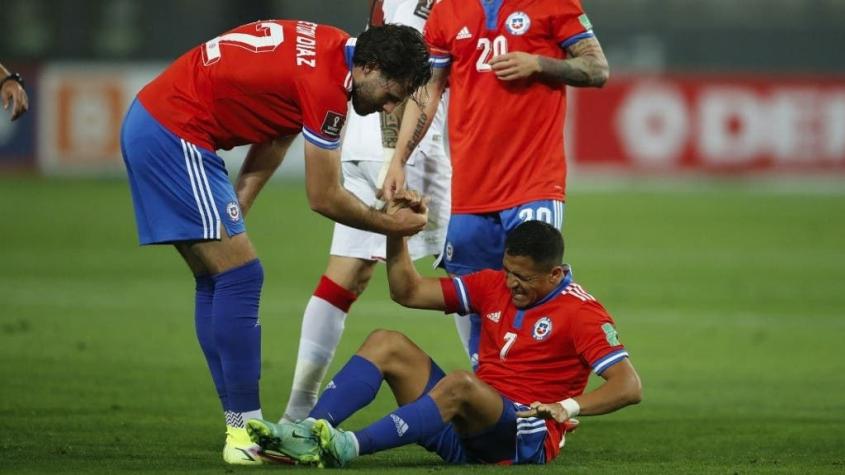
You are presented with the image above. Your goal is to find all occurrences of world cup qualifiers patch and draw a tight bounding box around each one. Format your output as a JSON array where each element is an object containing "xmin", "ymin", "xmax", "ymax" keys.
[
  {"xmin": 505, "ymin": 11, "xmax": 531, "ymax": 36},
  {"xmin": 532, "ymin": 316, "xmax": 552, "ymax": 341},
  {"xmin": 602, "ymin": 322, "xmax": 620, "ymax": 346},
  {"xmin": 321, "ymin": 111, "xmax": 346, "ymax": 139},
  {"xmin": 579, "ymin": 14, "xmax": 592, "ymax": 30}
]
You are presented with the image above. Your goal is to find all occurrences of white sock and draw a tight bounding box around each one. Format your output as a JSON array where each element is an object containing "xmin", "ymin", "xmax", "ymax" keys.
[
  {"xmin": 225, "ymin": 409, "xmax": 263, "ymax": 429},
  {"xmin": 283, "ymin": 296, "xmax": 346, "ymax": 422}
]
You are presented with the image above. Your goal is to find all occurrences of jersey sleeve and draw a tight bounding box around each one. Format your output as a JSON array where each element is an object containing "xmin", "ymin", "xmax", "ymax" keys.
[
  {"xmin": 571, "ymin": 301, "xmax": 628, "ymax": 375},
  {"xmin": 440, "ymin": 270, "xmax": 499, "ymax": 315},
  {"xmin": 550, "ymin": 0, "xmax": 596, "ymax": 50},
  {"xmin": 297, "ymin": 77, "xmax": 348, "ymax": 150},
  {"xmin": 423, "ymin": 1, "xmax": 451, "ymax": 69}
]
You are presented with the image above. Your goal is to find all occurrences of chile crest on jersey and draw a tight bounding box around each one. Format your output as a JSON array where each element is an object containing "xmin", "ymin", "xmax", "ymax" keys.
[
  {"xmin": 532, "ymin": 316, "xmax": 552, "ymax": 341},
  {"xmin": 504, "ymin": 11, "xmax": 531, "ymax": 35}
]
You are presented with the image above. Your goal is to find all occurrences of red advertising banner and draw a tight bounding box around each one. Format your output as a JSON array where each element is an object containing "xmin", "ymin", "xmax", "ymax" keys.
[{"xmin": 569, "ymin": 75, "xmax": 845, "ymax": 172}]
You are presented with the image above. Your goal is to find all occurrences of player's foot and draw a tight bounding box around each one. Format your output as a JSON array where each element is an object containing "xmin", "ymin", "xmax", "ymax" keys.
[
  {"xmin": 223, "ymin": 425, "xmax": 263, "ymax": 465},
  {"xmin": 246, "ymin": 418, "xmax": 321, "ymax": 465},
  {"xmin": 312, "ymin": 419, "xmax": 359, "ymax": 468}
]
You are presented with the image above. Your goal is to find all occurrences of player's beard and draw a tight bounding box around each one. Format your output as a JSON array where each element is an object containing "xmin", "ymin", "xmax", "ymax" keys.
[{"xmin": 350, "ymin": 81, "xmax": 380, "ymax": 115}]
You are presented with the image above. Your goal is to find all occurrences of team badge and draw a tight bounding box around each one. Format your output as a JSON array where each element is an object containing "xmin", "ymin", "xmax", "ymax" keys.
[
  {"xmin": 321, "ymin": 111, "xmax": 346, "ymax": 139},
  {"xmin": 532, "ymin": 316, "xmax": 552, "ymax": 341},
  {"xmin": 226, "ymin": 202, "xmax": 241, "ymax": 222},
  {"xmin": 505, "ymin": 11, "xmax": 531, "ymax": 36},
  {"xmin": 445, "ymin": 242, "xmax": 453, "ymax": 261}
]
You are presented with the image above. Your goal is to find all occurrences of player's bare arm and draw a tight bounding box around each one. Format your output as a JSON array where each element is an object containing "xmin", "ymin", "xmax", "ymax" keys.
[
  {"xmin": 516, "ymin": 358, "xmax": 641, "ymax": 422},
  {"xmin": 380, "ymin": 99, "xmax": 407, "ymax": 149},
  {"xmin": 304, "ymin": 142, "xmax": 427, "ymax": 237},
  {"xmin": 0, "ymin": 62, "xmax": 29, "ymax": 121},
  {"xmin": 384, "ymin": 221, "xmax": 448, "ymax": 310},
  {"xmin": 235, "ymin": 135, "xmax": 297, "ymax": 216},
  {"xmin": 380, "ymin": 66, "xmax": 449, "ymax": 201},
  {"xmin": 489, "ymin": 37, "xmax": 609, "ymax": 87}
]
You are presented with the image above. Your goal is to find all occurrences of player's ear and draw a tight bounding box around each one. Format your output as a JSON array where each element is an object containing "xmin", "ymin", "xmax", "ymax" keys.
[{"xmin": 549, "ymin": 265, "xmax": 564, "ymax": 283}]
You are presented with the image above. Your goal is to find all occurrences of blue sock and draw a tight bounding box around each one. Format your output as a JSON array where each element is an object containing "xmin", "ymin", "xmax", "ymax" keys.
[
  {"xmin": 194, "ymin": 274, "xmax": 228, "ymax": 410},
  {"xmin": 355, "ymin": 395, "xmax": 446, "ymax": 455},
  {"xmin": 309, "ymin": 355, "xmax": 383, "ymax": 426},
  {"xmin": 212, "ymin": 259, "xmax": 263, "ymax": 412}
]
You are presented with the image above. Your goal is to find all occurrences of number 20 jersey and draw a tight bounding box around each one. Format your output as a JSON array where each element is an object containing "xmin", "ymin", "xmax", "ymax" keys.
[
  {"xmin": 425, "ymin": 0, "xmax": 595, "ymax": 213},
  {"xmin": 138, "ymin": 20, "xmax": 353, "ymax": 152}
]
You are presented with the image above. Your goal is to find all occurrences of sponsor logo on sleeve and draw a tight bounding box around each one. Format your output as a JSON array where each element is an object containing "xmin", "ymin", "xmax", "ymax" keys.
[
  {"xmin": 414, "ymin": 0, "xmax": 435, "ymax": 19},
  {"xmin": 320, "ymin": 111, "xmax": 346, "ymax": 139}
]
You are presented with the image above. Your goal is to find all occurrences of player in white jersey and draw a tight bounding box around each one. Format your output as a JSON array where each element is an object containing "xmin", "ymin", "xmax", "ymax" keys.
[{"xmin": 282, "ymin": 0, "xmax": 451, "ymax": 422}]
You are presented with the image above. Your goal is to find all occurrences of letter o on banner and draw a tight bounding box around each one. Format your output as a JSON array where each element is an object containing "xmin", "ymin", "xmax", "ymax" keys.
[{"xmin": 616, "ymin": 83, "xmax": 689, "ymax": 167}]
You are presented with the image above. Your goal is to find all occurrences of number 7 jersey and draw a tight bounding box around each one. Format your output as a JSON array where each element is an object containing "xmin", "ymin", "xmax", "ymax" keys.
[
  {"xmin": 425, "ymin": 0, "xmax": 595, "ymax": 213},
  {"xmin": 439, "ymin": 268, "xmax": 629, "ymax": 460},
  {"xmin": 138, "ymin": 20, "xmax": 353, "ymax": 152}
]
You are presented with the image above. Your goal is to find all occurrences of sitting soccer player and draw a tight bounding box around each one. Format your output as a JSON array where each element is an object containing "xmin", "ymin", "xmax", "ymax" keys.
[{"xmin": 249, "ymin": 215, "xmax": 642, "ymax": 466}]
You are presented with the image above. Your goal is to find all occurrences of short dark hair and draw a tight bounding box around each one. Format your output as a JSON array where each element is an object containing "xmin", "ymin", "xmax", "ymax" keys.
[
  {"xmin": 505, "ymin": 221, "xmax": 564, "ymax": 270},
  {"xmin": 353, "ymin": 24, "xmax": 431, "ymax": 94}
]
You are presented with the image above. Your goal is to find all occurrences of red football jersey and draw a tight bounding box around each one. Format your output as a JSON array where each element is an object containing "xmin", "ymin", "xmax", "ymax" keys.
[
  {"xmin": 425, "ymin": 0, "xmax": 594, "ymax": 213},
  {"xmin": 440, "ymin": 269, "xmax": 628, "ymax": 461},
  {"xmin": 138, "ymin": 20, "xmax": 353, "ymax": 151}
]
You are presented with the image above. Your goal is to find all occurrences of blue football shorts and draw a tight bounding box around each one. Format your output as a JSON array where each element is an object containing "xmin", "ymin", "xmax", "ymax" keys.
[
  {"xmin": 120, "ymin": 99, "xmax": 245, "ymax": 245},
  {"xmin": 441, "ymin": 200, "xmax": 564, "ymax": 364},
  {"xmin": 420, "ymin": 396, "xmax": 549, "ymax": 464}
]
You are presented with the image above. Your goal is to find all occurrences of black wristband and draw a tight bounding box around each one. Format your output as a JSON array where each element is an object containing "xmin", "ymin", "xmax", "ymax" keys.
[{"xmin": 0, "ymin": 72, "xmax": 25, "ymax": 89}]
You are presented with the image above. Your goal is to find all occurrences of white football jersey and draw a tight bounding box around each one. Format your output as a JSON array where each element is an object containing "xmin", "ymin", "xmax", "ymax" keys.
[{"xmin": 341, "ymin": 0, "xmax": 448, "ymax": 163}]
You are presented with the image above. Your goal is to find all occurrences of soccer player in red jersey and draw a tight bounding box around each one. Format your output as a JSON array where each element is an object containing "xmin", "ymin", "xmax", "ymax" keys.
[
  {"xmin": 248, "ymin": 217, "xmax": 641, "ymax": 466},
  {"xmin": 380, "ymin": 0, "xmax": 610, "ymax": 367},
  {"xmin": 120, "ymin": 21, "xmax": 431, "ymax": 465}
]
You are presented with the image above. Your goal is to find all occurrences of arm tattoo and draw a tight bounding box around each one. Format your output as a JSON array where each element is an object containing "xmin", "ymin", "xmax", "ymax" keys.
[
  {"xmin": 539, "ymin": 37, "xmax": 609, "ymax": 87},
  {"xmin": 380, "ymin": 100, "xmax": 407, "ymax": 149},
  {"xmin": 405, "ymin": 110, "xmax": 429, "ymax": 160}
]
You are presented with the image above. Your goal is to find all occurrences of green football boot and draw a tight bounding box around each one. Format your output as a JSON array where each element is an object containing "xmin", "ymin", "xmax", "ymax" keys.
[
  {"xmin": 246, "ymin": 418, "xmax": 321, "ymax": 465},
  {"xmin": 312, "ymin": 419, "xmax": 359, "ymax": 468},
  {"xmin": 222, "ymin": 425, "xmax": 263, "ymax": 465}
]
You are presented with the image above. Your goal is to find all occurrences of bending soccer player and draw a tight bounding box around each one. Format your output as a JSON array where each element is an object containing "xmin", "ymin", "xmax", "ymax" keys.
[
  {"xmin": 121, "ymin": 21, "xmax": 431, "ymax": 465},
  {"xmin": 283, "ymin": 0, "xmax": 451, "ymax": 423},
  {"xmin": 249, "ymin": 216, "xmax": 642, "ymax": 466}
]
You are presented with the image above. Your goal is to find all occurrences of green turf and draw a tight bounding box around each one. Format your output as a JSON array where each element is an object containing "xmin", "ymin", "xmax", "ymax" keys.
[{"xmin": 1, "ymin": 177, "xmax": 843, "ymax": 473}]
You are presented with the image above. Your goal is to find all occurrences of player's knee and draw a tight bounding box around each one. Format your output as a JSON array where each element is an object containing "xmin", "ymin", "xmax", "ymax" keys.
[
  {"xmin": 359, "ymin": 329, "xmax": 411, "ymax": 362},
  {"xmin": 438, "ymin": 369, "xmax": 477, "ymax": 400}
]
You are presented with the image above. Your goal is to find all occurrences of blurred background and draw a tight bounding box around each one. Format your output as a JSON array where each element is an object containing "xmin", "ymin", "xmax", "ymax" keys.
[
  {"xmin": 1, "ymin": 1, "xmax": 843, "ymax": 472},
  {"xmin": 2, "ymin": 0, "xmax": 844, "ymax": 176}
]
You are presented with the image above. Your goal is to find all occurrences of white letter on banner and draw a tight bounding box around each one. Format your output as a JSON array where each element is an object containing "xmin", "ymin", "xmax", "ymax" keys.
[
  {"xmin": 698, "ymin": 87, "xmax": 763, "ymax": 165},
  {"xmin": 616, "ymin": 83, "xmax": 688, "ymax": 167}
]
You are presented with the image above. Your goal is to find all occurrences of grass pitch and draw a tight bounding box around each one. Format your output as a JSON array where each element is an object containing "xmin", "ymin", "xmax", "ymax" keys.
[{"xmin": 1, "ymin": 177, "xmax": 843, "ymax": 473}]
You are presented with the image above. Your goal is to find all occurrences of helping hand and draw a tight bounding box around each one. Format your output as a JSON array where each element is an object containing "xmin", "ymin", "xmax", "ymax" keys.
[
  {"xmin": 378, "ymin": 158, "xmax": 407, "ymax": 203},
  {"xmin": 1, "ymin": 79, "xmax": 28, "ymax": 121}
]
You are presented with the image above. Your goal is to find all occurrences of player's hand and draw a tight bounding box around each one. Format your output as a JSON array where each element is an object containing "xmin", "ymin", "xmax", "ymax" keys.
[
  {"xmin": 378, "ymin": 158, "xmax": 407, "ymax": 202},
  {"xmin": 1, "ymin": 79, "xmax": 29, "ymax": 121},
  {"xmin": 515, "ymin": 401, "xmax": 570, "ymax": 423},
  {"xmin": 391, "ymin": 188, "xmax": 427, "ymax": 213},
  {"xmin": 388, "ymin": 206, "xmax": 428, "ymax": 237},
  {"xmin": 489, "ymin": 52, "xmax": 541, "ymax": 81},
  {"xmin": 386, "ymin": 189, "xmax": 428, "ymax": 237}
]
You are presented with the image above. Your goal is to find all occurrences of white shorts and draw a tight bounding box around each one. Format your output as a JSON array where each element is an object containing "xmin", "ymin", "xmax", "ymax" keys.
[{"xmin": 330, "ymin": 150, "xmax": 451, "ymax": 261}]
